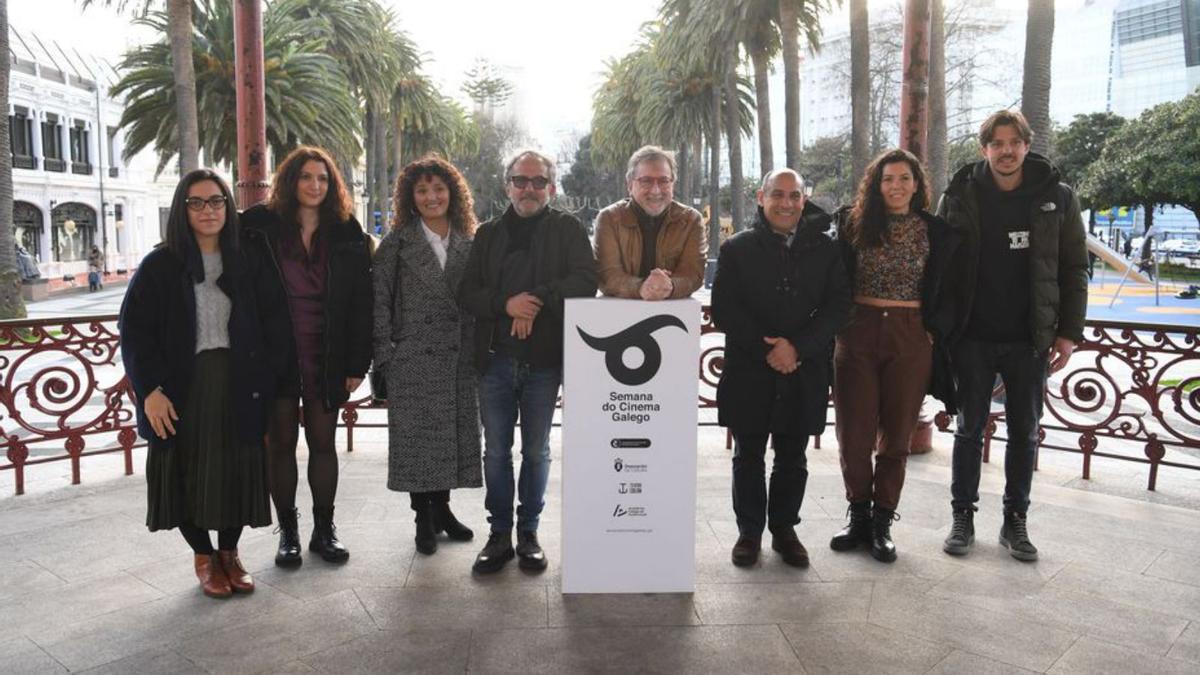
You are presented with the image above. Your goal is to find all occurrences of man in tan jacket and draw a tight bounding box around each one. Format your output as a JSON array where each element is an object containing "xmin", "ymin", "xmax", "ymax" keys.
[{"xmin": 593, "ymin": 145, "xmax": 708, "ymax": 300}]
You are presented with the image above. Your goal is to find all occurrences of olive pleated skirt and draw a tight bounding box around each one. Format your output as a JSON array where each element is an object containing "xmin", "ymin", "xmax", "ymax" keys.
[{"xmin": 145, "ymin": 349, "xmax": 272, "ymax": 531}]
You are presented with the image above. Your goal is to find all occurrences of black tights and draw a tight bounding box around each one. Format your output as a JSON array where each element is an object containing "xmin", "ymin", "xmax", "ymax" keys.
[
  {"xmin": 267, "ymin": 396, "xmax": 340, "ymax": 515},
  {"xmin": 179, "ymin": 523, "xmax": 243, "ymax": 554},
  {"xmin": 409, "ymin": 490, "xmax": 450, "ymax": 510}
]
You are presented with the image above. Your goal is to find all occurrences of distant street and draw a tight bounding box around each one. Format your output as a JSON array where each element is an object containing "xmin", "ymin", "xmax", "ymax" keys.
[{"xmin": 23, "ymin": 283, "xmax": 129, "ymax": 320}]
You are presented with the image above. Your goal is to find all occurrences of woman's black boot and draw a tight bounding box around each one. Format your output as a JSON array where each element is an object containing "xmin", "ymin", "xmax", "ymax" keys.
[
  {"xmin": 431, "ymin": 497, "xmax": 474, "ymax": 542},
  {"xmin": 414, "ymin": 500, "xmax": 438, "ymax": 555},
  {"xmin": 274, "ymin": 507, "xmax": 303, "ymax": 568},
  {"xmin": 310, "ymin": 506, "xmax": 350, "ymax": 563}
]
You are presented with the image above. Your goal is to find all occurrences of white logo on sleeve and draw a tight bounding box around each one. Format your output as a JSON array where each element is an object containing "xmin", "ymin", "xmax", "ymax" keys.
[{"xmin": 1008, "ymin": 231, "xmax": 1030, "ymax": 250}]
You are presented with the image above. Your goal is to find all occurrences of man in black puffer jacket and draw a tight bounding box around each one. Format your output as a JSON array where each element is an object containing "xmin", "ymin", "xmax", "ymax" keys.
[
  {"xmin": 937, "ymin": 110, "xmax": 1089, "ymax": 562},
  {"xmin": 712, "ymin": 168, "xmax": 851, "ymax": 569}
]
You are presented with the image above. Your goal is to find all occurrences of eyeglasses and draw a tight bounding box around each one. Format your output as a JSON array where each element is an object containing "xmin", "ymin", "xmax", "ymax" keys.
[
  {"xmin": 634, "ymin": 177, "xmax": 674, "ymax": 189},
  {"xmin": 185, "ymin": 196, "xmax": 228, "ymax": 211},
  {"xmin": 509, "ymin": 175, "xmax": 551, "ymax": 190}
]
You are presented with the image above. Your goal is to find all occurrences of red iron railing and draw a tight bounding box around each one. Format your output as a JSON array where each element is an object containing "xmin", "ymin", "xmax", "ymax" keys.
[{"xmin": 3, "ymin": 312, "xmax": 1197, "ymax": 496}]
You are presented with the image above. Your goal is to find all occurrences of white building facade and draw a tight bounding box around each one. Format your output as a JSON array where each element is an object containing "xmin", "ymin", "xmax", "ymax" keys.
[{"xmin": 8, "ymin": 27, "xmax": 177, "ymax": 284}]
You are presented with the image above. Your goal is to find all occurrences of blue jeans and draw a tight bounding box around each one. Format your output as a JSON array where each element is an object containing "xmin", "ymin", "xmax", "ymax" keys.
[
  {"xmin": 950, "ymin": 338, "xmax": 1048, "ymax": 513},
  {"xmin": 479, "ymin": 352, "xmax": 560, "ymax": 533}
]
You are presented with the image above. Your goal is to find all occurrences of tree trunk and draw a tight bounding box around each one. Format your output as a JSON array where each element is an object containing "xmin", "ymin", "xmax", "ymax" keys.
[
  {"xmin": 751, "ymin": 48, "xmax": 774, "ymax": 178},
  {"xmin": 928, "ymin": 0, "xmax": 948, "ymax": 197},
  {"xmin": 1021, "ymin": 0, "xmax": 1055, "ymax": 156},
  {"xmin": 691, "ymin": 132, "xmax": 703, "ymax": 208},
  {"xmin": 0, "ymin": 0, "xmax": 27, "ymax": 320},
  {"xmin": 724, "ymin": 59, "xmax": 746, "ymax": 232},
  {"xmin": 678, "ymin": 142, "xmax": 691, "ymax": 205},
  {"xmin": 391, "ymin": 100, "xmax": 403, "ymax": 197},
  {"xmin": 708, "ymin": 85, "xmax": 722, "ymax": 255},
  {"xmin": 779, "ymin": 0, "xmax": 801, "ymax": 170},
  {"xmin": 365, "ymin": 107, "xmax": 376, "ymax": 228},
  {"xmin": 850, "ymin": 0, "xmax": 871, "ymax": 186},
  {"xmin": 373, "ymin": 105, "xmax": 388, "ymax": 232},
  {"xmin": 167, "ymin": 0, "xmax": 199, "ymax": 173}
]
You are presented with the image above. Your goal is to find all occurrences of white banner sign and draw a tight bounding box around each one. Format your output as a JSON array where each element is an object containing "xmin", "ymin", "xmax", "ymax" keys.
[{"xmin": 561, "ymin": 298, "xmax": 700, "ymax": 593}]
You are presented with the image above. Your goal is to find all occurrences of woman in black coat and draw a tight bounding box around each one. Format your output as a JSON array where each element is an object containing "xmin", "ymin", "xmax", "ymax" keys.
[
  {"xmin": 240, "ymin": 146, "xmax": 373, "ymax": 567},
  {"xmin": 119, "ymin": 169, "xmax": 289, "ymax": 598}
]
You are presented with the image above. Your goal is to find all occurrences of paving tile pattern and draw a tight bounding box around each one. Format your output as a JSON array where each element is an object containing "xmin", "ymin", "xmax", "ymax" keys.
[{"xmin": 1, "ymin": 428, "xmax": 1198, "ymax": 673}]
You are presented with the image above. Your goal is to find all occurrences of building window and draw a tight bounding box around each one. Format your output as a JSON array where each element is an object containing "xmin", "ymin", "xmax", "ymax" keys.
[
  {"xmin": 14, "ymin": 201, "xmax": 43, "ymax": 259},
  {"xmin": 42, "ymin": 114, "xmax": 64, "ymax": 172},
  {"xmin": 70, "ymin": 121, "xmax": 92, "ymax": 175},
  {"xmin": 114, "ymin": 204, "xmax": 124, "ymax": 253},
  {"xmin": 106, "ymin": 126, "xmax": 119, "ymax": 177},
  {"xmin": 1116, "ymin": 1, "xmax": 1183, "ymax": 45},
  {"xmin": 9, "ymin": 107, "xmax": 36, "ymax": 170},
  {"xmin": 51, "ymin": 202, "xmax": 96, "ymax": 263}
]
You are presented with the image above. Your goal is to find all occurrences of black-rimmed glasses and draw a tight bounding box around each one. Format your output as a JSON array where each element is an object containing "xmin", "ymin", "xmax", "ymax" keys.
[
  {"xmin": 185, "ymin": 196, "xmax": 228, "ymax": 211},
  {"xmin": 509, "ymin": 176, "xmax": 550, "ymax": 190}
]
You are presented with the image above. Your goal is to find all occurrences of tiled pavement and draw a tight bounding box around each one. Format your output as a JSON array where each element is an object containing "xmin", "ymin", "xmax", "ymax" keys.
[{"xmin": 1, "ymin": 427, "xmax": 1198, "ymax": 674}]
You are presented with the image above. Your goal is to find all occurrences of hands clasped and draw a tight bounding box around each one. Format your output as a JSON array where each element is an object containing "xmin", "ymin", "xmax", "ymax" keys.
[
  {"xmin": 639, "ymin": 269, "xmax": 674, "ymax": 301},
  {"xmin": 764, "ymin": 336, "xmax": 800, "ymax": 375},
  {"xmin": 507, "ymin": 292, "xmax": 543, "ymax": 340}
]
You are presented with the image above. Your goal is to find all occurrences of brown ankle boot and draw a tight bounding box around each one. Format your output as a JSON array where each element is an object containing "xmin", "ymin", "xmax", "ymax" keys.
[
  {"xmin": 217, "ymin": 550, "xmax": 255, "ymax": 594},
  {"xmin": 194, "ymin": 553, "xmax": 232, "ymax": 598}
]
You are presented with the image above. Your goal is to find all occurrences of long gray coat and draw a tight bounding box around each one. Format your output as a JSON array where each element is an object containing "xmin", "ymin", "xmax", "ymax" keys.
[{"xmin": 372, "ymin": 223, "xmax": 482, "ymax": 493}]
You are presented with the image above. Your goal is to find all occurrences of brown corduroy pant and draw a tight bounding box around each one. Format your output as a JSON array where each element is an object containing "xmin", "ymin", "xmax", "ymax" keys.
[{"xmin": 833, "ymin": 305, "xmax": 932, "ymax": 511}]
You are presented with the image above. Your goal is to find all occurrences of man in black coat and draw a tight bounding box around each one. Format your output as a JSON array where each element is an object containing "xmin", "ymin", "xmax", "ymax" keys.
[
  {"xmin": 711, "ymin": 169, "xmax": 851, "ymax": 568},
  {"xmin": 459, "ymin": 150, "xmax": 598, "ymax": 574}
]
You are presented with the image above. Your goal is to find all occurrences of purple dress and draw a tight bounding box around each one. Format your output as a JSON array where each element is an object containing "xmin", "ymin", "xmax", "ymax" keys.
[{"xmin": 277, "ymin": 226, "xmax": 329, "ymax": 403}]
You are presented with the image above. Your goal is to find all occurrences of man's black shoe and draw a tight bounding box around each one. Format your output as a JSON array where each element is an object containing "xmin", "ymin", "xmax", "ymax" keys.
[
  {"xmin": 770, "ymin": 528, "xmax": 810, "ymax": 568},
  {"xmin": 731, "ymin": 535, "xmax": 761, "ymax": 567},
  {"xmin": 943, "ymin": 508, "xmax": 975, "ymax": 556},
  {"xmin": 830, "ymin": 501, "xmax": 872, "ymax": 551},
  {"xmin": 516, "ymin": 530, "xmax": 548, "ymax": 572},
  {"xmin": 870, "ymin": 506, "xmax": 899, "ymax": 563},
  {"xmin": 472, "ymin": 532, "xmax": 514, "ymax": 574},
  {"xmin": 999, "ymin": 510, "xmax": 1038, "ymax": 561}
]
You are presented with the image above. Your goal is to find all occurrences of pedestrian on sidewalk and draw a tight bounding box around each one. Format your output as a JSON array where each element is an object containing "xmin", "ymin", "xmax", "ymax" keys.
[
  {"xmin": 242, "ymin": 146, "xmax": 374, "ymax": 568},
  {"xmin": 373, "ymin": 154, "xmax": 481, "ymax": 556},
  {"xmin": 87, "ymin": 245, "xmax": 103, "ymax": 291},
  {"xmin": 829, "ymin": 149, "xmax": 961, "ymax": 563},
  {"xmin": 938, "ymin": 110, "xmax": 1089, "ymax": 561},
  {"xmin": 711, "ymin": 168, "xmax": 851, "ymax": 569},
  {"xmin": 119, "ymin": 169, "xmax": 289, "ymax": 599}
]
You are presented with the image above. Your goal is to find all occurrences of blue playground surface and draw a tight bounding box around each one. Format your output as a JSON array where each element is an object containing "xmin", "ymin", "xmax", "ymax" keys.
[{"xmin": 1084, "ymin": 273, "xmax": 1200, "ymax": 326}]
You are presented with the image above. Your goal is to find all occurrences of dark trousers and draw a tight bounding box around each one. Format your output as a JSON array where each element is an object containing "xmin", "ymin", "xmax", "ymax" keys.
[
  {"xmin": 950, "ymin": 338, "xmax": 1047, "ymax": 513},
  {"xmin": 834, "ymin": 305, "xmax": 931, "ymax": 510},
  {"xmin": 731, "ymin": 431, "xmax": 809, "ymax": 538}
]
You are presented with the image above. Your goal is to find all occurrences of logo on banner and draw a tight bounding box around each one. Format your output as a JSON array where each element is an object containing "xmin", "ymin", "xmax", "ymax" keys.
[
  {"xmin": 577, "ymin": 315, "xmax": 688, "ymax": 386},
  {"xmin": 613, "ymin": 457, "xmax": 647, "ymax": 473},
  {"xmin": 613, "ymin": 504, "xmax": 646, "ymax": 517}
]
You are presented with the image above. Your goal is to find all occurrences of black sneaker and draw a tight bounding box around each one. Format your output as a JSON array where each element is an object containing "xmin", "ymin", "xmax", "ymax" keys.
[
  {"xmin": 472, "ymin": 532, "xmax": 514, "ymax": 574},
  {"xmin": 943, "ymin": 508, "xmax": 975, "ymax": 556},
  {"xmin": 999, "ymin": 510, "xmax": 1038, "ymax": 561},
  {"xmin": 515, "ymin": 530, "xmax": 548, "ymax": 572}
]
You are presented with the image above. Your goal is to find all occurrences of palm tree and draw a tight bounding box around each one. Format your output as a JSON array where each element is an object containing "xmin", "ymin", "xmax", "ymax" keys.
[
  {"xmin": 113, "ymin": 1, "xmax": 360, "ymax": 175},
  {"xmin": 849, "ymin": 0, "xmax": 870, "ymax": 185},
  {"xmin": 1022, "ymin": 0, "xmax": 1055, "ymax": 155},
  {"xmin": 778, "ymin": 0, "xmax": 827, "ymax": 170},
  {"xmin": 81, "ymin": 0, "xmax": 199, "ymax": 173},
  {"xmin": 0, "ymin": 0, "xmax": 26, "ymax": 320}
]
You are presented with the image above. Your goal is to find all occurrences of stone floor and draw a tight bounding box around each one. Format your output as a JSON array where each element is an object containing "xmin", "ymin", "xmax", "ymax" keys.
[{"xmin": 1, "ymin": 426, "xmax": 1199, "ymax": 674}]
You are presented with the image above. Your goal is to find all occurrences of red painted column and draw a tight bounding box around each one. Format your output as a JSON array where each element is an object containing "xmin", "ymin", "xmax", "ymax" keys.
[
  {"xmin": 233, "ymin": 0, "xmax": 269, "ymax": 208},
  {"xmin": 900, "ymin": 0, "xmax": 932, "ymax": 161}
]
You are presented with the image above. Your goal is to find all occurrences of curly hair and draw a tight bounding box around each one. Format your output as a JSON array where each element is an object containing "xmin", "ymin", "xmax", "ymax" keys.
[
  {"xmin": 846, "ymin": 148, "xmax": 931, "ymax": 249},
  {"xmin": 267, "ymin": 146, "xmax": 354, "ymax": 226},
  {"xmin": 392, "ymin": 153, "xmax": 477, "ymax": 235}
]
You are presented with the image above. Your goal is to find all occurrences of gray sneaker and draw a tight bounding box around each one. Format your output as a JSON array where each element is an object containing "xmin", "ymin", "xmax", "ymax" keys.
[
  {"xmin": 999, "ymin": 510, "xmax": 1038, "ymax": 561},
  {"xmin": 942, "ymin": 508, "xmax": 975, "ymax": 556}
]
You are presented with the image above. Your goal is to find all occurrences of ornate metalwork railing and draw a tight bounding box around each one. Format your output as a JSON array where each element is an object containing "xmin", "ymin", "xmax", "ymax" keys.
[
  {"xmin": 0, "ymin": 315, "xmax": 139, "ymax": 495},
  {"xmin": 3, "ymin": 313, "xmax": 1197, "ymax": 496}
]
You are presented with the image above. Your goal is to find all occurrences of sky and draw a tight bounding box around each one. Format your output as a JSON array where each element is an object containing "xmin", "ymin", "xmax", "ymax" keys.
[{"xmin": 12, "ymin": 0, "xmax": 1093, "ymax": 154}]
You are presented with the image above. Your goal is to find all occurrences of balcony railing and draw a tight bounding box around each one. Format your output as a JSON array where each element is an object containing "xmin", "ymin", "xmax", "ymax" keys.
[
  {"xmin": 44, "ymin": 157, "xmax": 66, "ymax": 172},
  {"xmin": 12, "ymin": 155, "xmax": 37, "ymax": 170},
  {"xmin": 2, "ymin": 312, "xmax": 1197, "ymax": 496},
  {"xmin": 71, "ymin": 161, "xmax": 93, "ymax": 175}
]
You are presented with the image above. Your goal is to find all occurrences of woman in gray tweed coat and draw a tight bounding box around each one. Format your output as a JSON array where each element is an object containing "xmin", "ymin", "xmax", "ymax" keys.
[{"xmin": 373, "ymin": 154, "xmax": 482, "ymax": 555}]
